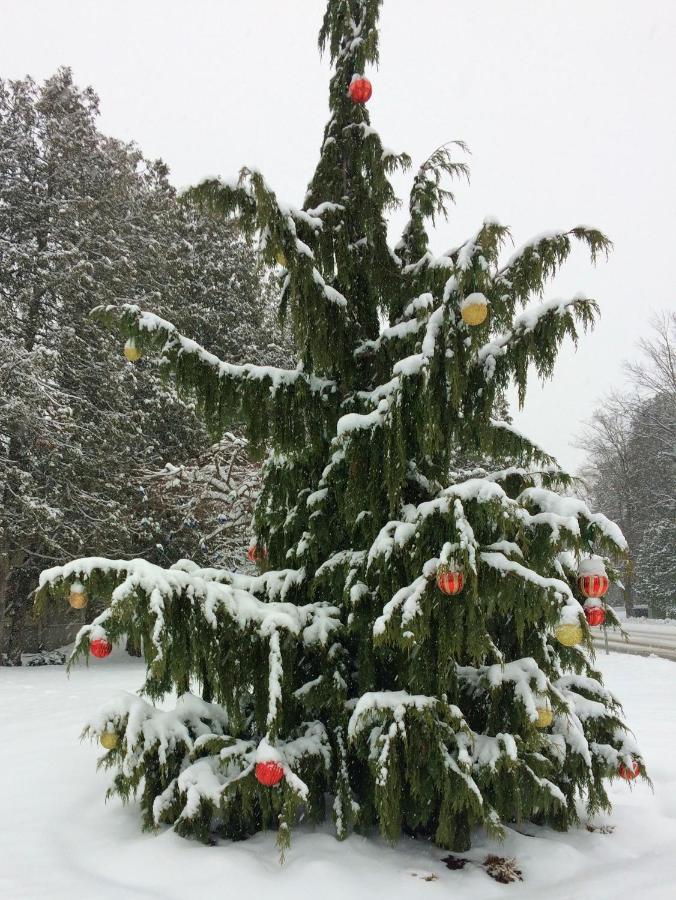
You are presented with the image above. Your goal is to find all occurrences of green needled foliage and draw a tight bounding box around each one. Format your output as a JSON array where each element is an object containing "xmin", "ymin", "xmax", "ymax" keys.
[{"xmin": 38, "ymin": 0, "xmax": 644, "ymax": 856}]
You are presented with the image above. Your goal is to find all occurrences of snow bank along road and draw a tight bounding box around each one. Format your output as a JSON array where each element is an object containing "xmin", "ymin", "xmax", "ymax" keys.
[
  {"xmin": 593, "ymin": 619, "xmax": 676, "ymax": 661},
  {"xmin": 1, "ymin": 650, "xmax": 674, "ymax": 900}
]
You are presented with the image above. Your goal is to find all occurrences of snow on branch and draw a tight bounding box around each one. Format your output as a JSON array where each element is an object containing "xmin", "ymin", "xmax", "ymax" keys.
[
  {"xmin": 100, "ymin": 303, "xmax": 335, "ymax": 395},
  {"xmin": 487, "ymin": 419, "xmax": 561, "ymax": 468},
  {"xmin": 517, "ymin": 487, "xmax": 627, "ymax": 550},
  {"xmin": 476, "ymin": 294, "xmax": 598, "ymax": 403},
  {"xmin": 348, "ymin": 690, "xmax": 448, "ymax": 740},
  {"xmin": 495, "ymin": 226, "xmax": 611, "ymax": 303},
  {"xmin": 38, "ymin": 556, "xmax": 341, "ymax": 660},
  {"xmin": 94, "ymin": 302, "xmax": 338, "ymax": 451}
]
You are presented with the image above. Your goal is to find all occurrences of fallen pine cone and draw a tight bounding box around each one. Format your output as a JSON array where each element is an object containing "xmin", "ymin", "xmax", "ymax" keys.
[{"xmin": 483, "ymin": 855, "xmax": 523, "ymax": 884}]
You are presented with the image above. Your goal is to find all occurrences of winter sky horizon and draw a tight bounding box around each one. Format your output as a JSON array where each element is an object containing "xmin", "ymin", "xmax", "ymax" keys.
[{"xmin": 2, "ymin": 0, "xmax": 674, "ymax": 471}]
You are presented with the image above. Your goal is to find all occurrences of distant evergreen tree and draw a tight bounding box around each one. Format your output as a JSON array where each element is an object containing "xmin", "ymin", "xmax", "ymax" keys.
[
  {"xmin": 39, "ymin": 3, "xmax": 643, "ymax": 854},
  {"xmin": 0, "ymin": 69, "xmax": 287, "ymax": 661},
  {"xmin": 579, "ymin": 315, "xmax": 675, "ymax": 617}
]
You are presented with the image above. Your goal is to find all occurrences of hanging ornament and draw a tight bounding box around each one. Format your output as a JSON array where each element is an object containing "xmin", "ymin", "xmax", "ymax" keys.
[
  {"xmin": 68, "ymin": 580, "xmax": 88, "ymax": 610},
  {"xmin": 123, "ymin": 338, "xmax": 142, "ymax": 363},
  {"xmin": 618, "ymin": 760, "xmax": 640, "ymax": 781},
  {"xmin": 554, "ymin": 622, "xmax": 583, "ymax": 647},
  {"xmin": 349, "ymin": 76, "xmax": 372, "ymax": 104},
  {"xmin": 100, "ymin": 731, "xmax": 119, "ymax": 750},
  {"xmin": 436, "ymin": 563, "xmax": 464, "ymax": 596},
  {"xmin": 90, "ymin": 638, "xmax": 112, "ymax": 659},
  {"xmin": 460, "ymin": 293, "xmax": 489, "ymax": 327},
  {"xmin": 578, "ymin": 558, "xmax": 609, "ymax": 599},
  {"xmin": 246, "ymin": 544, "xmax": 267, "ymax": 564},
  {"xmin": 584, "ymin": 602, "xmax": 606, "ymax": 627},
  {"xmin": 255, "ymin": 761, "xmax": 285, "ymax": 787},
  {"xmin": 275, "ymin": 250, "xmax": 287, "ymax": 267},
  {"xmin": 535, "ymin": 700, "xmax": 553, "ymax": 729}
]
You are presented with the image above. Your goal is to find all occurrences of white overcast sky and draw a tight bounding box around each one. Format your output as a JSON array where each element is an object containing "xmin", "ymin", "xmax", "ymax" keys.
[{"xmin": 2, "ymin": 1, "xmax": 675, "ymax": 470}]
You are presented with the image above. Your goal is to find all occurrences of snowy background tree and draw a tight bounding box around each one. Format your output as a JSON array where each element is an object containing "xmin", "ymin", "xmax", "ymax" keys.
[
  {"xmin": 0, "ymin": 69, "xmax": 289, "ymax": 662},
  {"xmin": 38, "ymin": 0, "xmax": 644, "ymax": 854},
  {"xmin": 579, "ymin": 313, "xmax": 675, "ymax": 617}
]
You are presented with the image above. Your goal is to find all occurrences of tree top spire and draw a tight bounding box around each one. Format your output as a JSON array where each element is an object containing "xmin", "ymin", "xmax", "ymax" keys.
[{"xmin": 319, "ymin": 0, "xmax": 382, "ymax": 69}]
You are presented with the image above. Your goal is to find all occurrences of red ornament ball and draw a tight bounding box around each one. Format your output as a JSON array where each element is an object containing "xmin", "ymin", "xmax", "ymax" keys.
[
  {"xmin": 349, "ymin": 77, "xmax": 372, "ymax": 104},
  {"xmin": 246, "ymin": 545, "xmax": 267, "ymax": 564},
  {"xmin": 90, "ymin": 638, "xmax": 112, "ymax": 659},
  {"xmin": 584, "ymin": 604, "xmax": 606, "ymax": 627},
  {"xmin": 255, "ymin": 761, "xmax": 285, "ymax": 787},
  {"xmin": 436, "ymin": 565, "xmax": 464, "ymax": 596},
  {"xmin": 578, "ymin": 573, "xmax": 609, "ymax": 599},
  {"xmin": 618, "ymin": 760, "xmax": 640, "ymax": 781}
]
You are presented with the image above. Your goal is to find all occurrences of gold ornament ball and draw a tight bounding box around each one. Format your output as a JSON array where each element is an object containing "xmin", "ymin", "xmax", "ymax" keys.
[
  {"xmin": 536, "ymin": 707, "xmax": 553, "ymax": 729},
  {"xmin": 68, "ymin": 589, "xmax": 88, "ymax": 610},
  {"xmin": 100, "ymin": 731, "xmax": 119, "ymax": 750},
  {"xmin": 460, "ymin": 294, "xmax": 488, "ymax": 327},
  {"xmin": 123, "ymin": 339, "xmax": 142, "ymax": 363},
  {"xmin": 275, "ymin": 250, "xmax": 287, "ymax": 268},
  {"xmin": 555, "ymin": 623, "xmax": 583, "ymax": 647}
]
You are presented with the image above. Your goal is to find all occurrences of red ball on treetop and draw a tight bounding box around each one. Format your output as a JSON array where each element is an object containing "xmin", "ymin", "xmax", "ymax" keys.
[
  {"xmin": 349, "ymin": 77, "xmax": 372, "ymax": 104},
  {"xmin": 255, "ymin": 761, "xmax": 285, "ymax": 787},
  {"xmin": 90, "ymin": 638, "xmax": 112, "ymax": 659},
  {"xmin": 584, "ymin": 605, "xmax": 606, "ymax": 627},
  {"xmin": 618, "ymin": 760, "xmax": 640, "ymax": 781}
]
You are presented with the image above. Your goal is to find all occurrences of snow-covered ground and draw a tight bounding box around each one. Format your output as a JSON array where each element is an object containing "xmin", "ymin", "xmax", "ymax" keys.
[{"xmin": 1, "ymin": 650, "xmax": 675, "ymax": 900}]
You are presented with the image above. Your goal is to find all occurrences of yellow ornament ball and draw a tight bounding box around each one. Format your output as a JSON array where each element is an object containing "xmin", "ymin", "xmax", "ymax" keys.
[
  {"xmin": 123, "ymin": 338, "xmax": 142, "ymax": 363},
  {"xmin": 275, "ymin": 250, "xmax": 287, "ymax": 268},
  {"xmin": 536, "ymin": 706, "xmax": 554, "ymax": 729},
  {"xmin": 100, "ymin": 731, "xmax": 119, "ymax": 750},
  {"xmin": 460, "ymin": 293, "xmax": 488, "ymax": 327},
  {"xmin": 68, "ymin": 589, "xmax": 88, "ymax": 610},
  {"xmin": 555, "ymin": 622, "xmax": 584, "ymax": 647}
]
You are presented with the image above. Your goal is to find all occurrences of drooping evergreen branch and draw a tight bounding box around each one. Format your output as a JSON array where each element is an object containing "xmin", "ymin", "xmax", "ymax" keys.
[
  {"xmin": 37, "ymin": 557, "xmax": 341, "ymax": 708},
  {"xmin": 476, "ymin": 295, "xmax": 599, "ymax": 405},
  {"xmin": 93, "ymin": 302, "xmax": 338, "ymax": 454},
  {"xmin": 495, "ymin": 227, "xmax": 611, "ymax": 301}
]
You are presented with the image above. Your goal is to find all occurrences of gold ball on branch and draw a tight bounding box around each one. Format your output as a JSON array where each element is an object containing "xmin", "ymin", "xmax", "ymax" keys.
[
  {"xmin": 68, "ymin": 581, "xmax": 88, "ymax": 610},
  {"xmin": 554, "ymin": 622, "xmax": 583, "ymax": 647},
  {"xmin": 275, "ymin": 250, "xmax": 287, "ymax": 268},
  {"xmin": 123, "ymin": 338, "xmax": 142, "ymax": 363},
  {"xmin": 460, "ymin": 293, "xmax": 489, "ymax": 326},
  {"xmin": 535, "ymin": 706, "xmax": 553, "ymax": 729},
  {"xmin": 100, "ymin": 731, "xmax": 119, "ymax": 750}
]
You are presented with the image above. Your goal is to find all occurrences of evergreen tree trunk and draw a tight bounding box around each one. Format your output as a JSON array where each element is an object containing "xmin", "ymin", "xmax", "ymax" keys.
[
  {"xmin": 0, "ymin": 551, "xmax": 10, "ymax": 665},
  {"xmin": 623, "ymin": 559, "xmax": 635, "ymax": 617}
]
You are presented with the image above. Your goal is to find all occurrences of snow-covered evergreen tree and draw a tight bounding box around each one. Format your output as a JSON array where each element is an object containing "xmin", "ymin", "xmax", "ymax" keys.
[
  {"xmin": 38, "ymin": 2, "xmax": 644, "ymax": 853},
  {"xmin": 579, "ymin": 313, "xmax": 675, "ymax": 617},
  {"xmin": 0, "ymin": 69, "xmax": 288, "ymax": 660}
]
